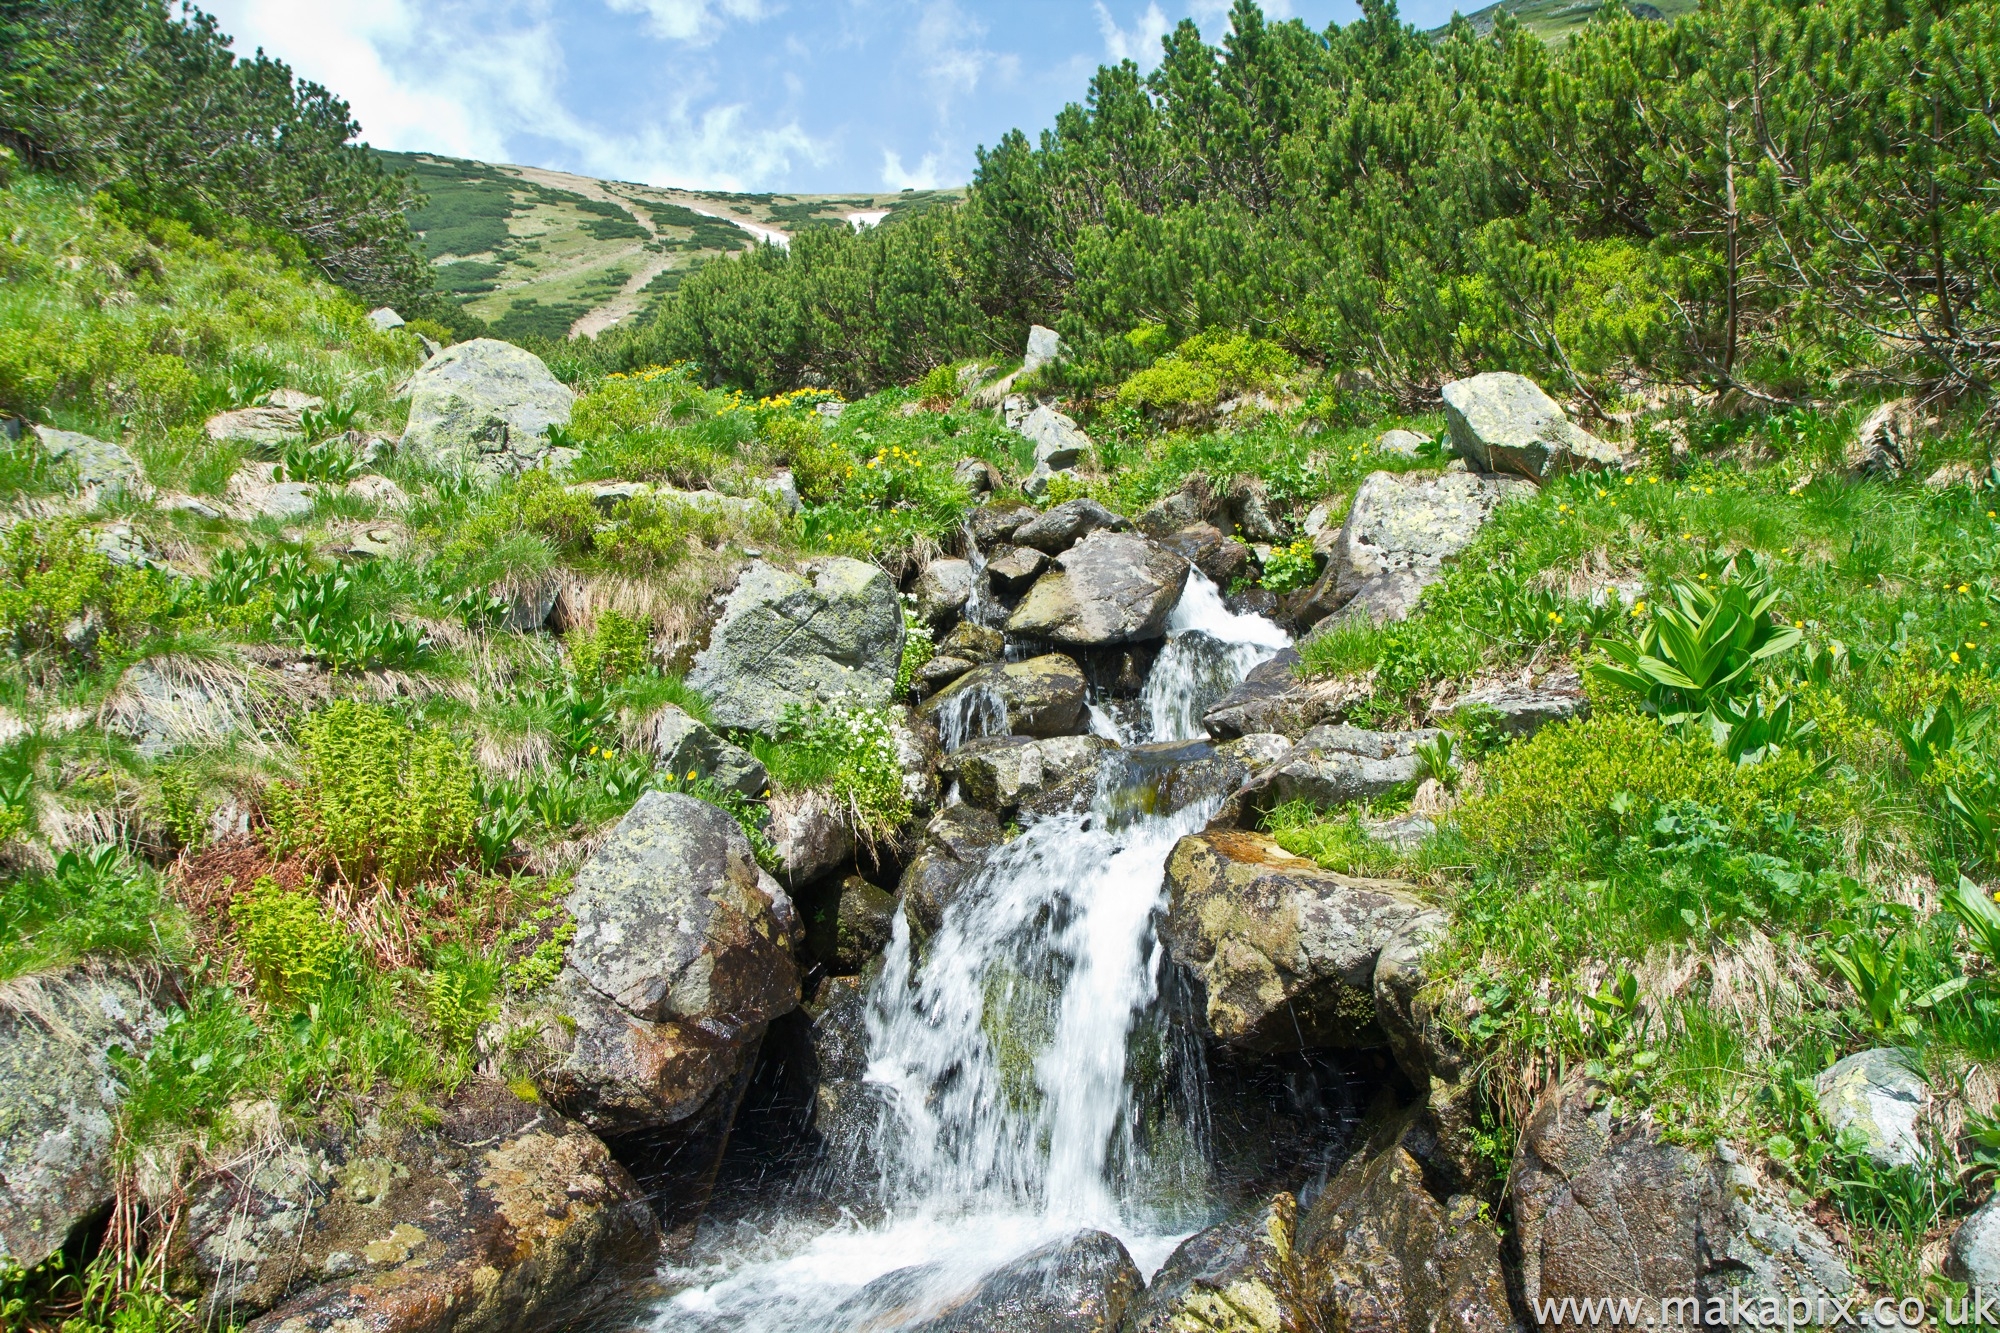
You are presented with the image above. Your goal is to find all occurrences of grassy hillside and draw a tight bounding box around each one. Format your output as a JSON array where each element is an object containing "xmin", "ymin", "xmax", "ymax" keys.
[
  {"xmin": 378, "ymin": 151, "xmax": 958, "ymax": 342},
  {"xmin": 1434, "ymin": 0, "xmax": 1698, "ymax": 42}
]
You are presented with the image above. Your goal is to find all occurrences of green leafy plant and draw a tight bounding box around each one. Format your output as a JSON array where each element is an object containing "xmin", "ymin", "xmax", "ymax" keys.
[
  {"xmin": 1819, "ymin": 928, "xmax": 1965, "ymax": 1038},
  {"xmin": 763, "ymin": 695, "xmax": 909, "ymax": 838},
  {"xmin": 569, "ymin": 610, "xmax": 652, "ymax": 683},
  {"xmin": 1260, "ymin": 539, "xmax": 1319, "ymax": 594},
  {"xmin": 231, "ymin": 876, "xmax": 353, "ymax": 1007},
  {"xmin": 1414, "ymin": 731, "xmax": 1458, "ymax": 792},
  {"xmin": 1705, "ymin": 693, "xmax": 1821, "ymax": 767},
  {"xmin": 297, "ymin": 401, "xmax": 360, "ymax": 440},
  {"xmin": 1944, "ymin": 874, "xmax": 2000, "ymax": 965},
  {"xmin": 155, "ymin": 762, "xmax": 208, "ymax": 851},
  {"xmin": 272, "ymin": 435, "xmax": 364, "ymax": 484}
]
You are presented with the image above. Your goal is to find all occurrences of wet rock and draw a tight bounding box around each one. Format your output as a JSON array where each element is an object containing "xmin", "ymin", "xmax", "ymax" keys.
[
  {"xmin": 1847, "ymin": 398, "xmax": 1920, "ymax": 478},
  {"xmin": 1006, "ymin": 532, "xmax": 1189, "ymax": 647},
  {"xmin": 898, "ymin": 1230, "xmax": 1142, "ymax": 1332},
  {"xmin": 688, "ymin": 558, "xmax": 904, "ymax": 737},
  {"xmin": 986, "ymin": 544, "xmax": 1049, "ymax": 593},
  {"xmin": 534, "ymin": 792, "xmax": 798, "ymax": 1136},
  {"xmin": 1227, "ymin": 586, "xmax": 1280, "ymax": 619},
  {"xmin": 939, "ymin": 622, "xmax": 1004, "ymax": 664},
  {"xmin": 34, "ymin": 426, "xmax": 143, "ymax": 496},
  {"xmin": 1435, "ymin": 670, "xmax": 1587, "ymax": 739},
  {"xmin": 1157, "ymin": 523, "xmax": 1249, "ymax": 589},
  {"xmin": 1013, "ymin": 498, "xmax": 1128, "ymax": 554},
  {"xmin": 399, "ymin": 338, "xmax": 575, "ymax": 479},
  {"xmin": 921, "ymin": 654, "xmax": 1088, "ymax": 741},
  {"xmin": 1947, "ymin": 1195, "xmax": 2000, "ymax": 1286},
  {"xmin": 914, "ymin": 559, "xmax": 976, "ymax": 628},
  {"xmin": 1198, "ymin": 650, "xmax": 1331, "ymax": 741},
  {"xmin": 0, "ymin": 963, "xmax": 174, "ymax": 1268},
  {"xmin": 833, "ymin": 875, "xmax": 897, "ymax": 974},
  {"xmin": 898, "ymin": 805, "xmax": 1006, "ymax": 937},
  {"xmin": 1297, "ymin": 1107, "xmax": 1513, "ymax": 1333},
  {"xmin": 1511, "ymin": 1071, "xmax": 1853, "ymax": 1322},
  {"xmin": 914, "ymin": 655, "xmax": 976, "ymax": 699},
  {"xmin": 1441, "ymin": 372, "xmax": 1624, "ymax": 481},
  {"xmin": 102, "ymin": 657, "xmax": 249, "ymax": 758},
  {"xmin": 803, "ymin": 975, "xmax": 881, "ymax": 1189},
  {"xmin": 943, "ymin": 734, "xmax": 1115, "ymax": 819},
  {"xmin": 1123, "ymin": 1194, "xmax": 1294, "ymax": 1333},
  {"xmin": 184, "ymin": 1082, "xmax": 656, "ymax": 1333},
  {"xmin": 1291, "ymin": 470, "xmax": 1528, "ymax": 631},
  {"xmin": 205, "ymin": 405, "xmax": 305, "ymax": 448},
  {"xmin": 969, "ymin": 501, "xmax": 1038, "ymax": 549},
  {"xmin": 1219, "ymin": 724, "xmax": 1443, "ymax": 825},
  {"xmin": 769, "ymin": 788, "xmax": 858, "ymax": 888},
  {"xmin": 1162, "ymin": 830, "xmax": 1427, "ymax": 1053},
  {"xmin": 644, "ymin": 703, "xmax": 769, "ymax": 799},
  {"xmin": 1116, "ymin": 736, "xmax": 1286, "ymax": 819},
  {"xmin": 1815, "ymin": 1048, "xmax": 1927, "ymax": 1169},
  {"xmin": 1374, "ymin": 429, "xmax": 1432, "ymax": 458}
]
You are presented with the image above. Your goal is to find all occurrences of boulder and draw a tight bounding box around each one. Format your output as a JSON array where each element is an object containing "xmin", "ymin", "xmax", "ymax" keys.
[
  {"xmin": 1117, "ymin": 736, "xmax": 1291, "ymax": 820},
  {"xmin": 102, "ymin": 657, "xmax": 248, "ymax": 758},
  {"xmin": 1296, "ymin": 1109, "xmax": 1514, "ymax": 1333},
  {"xmin": 1201, "ymin": 649, "xmax": 1367, "ymax": 742},
  {"xmin": 803, "ymin": 975, "xmax": 881, "ymax": 1191},
  {"xmin": 941, "ymin": 734, "xmax": 1115, "ymax": 819},
  {"xmin": 534, "ymin": 792, "xmax": 798, "ymax": 1136},
  {"xmin": 184, "ymin": 1083, "xmax": 657, "ymax": 1333},
  {"xmin": 227, "ymin": 464, "xmax": 318, "ymax": 522},
  {"xmin": 953, "ymin": 456, "xmax": 1001, "ymax": 494},
  {"xmin": 1847, "ymin": 398, "xmax": 1920, "ymax": 478},
  {"xmin": 872, "ymin": 1230, "xmax": 1141, "ymax": 1333},
  {"xmin": 1222, "ymin": 476, "xmax": 1283, "ymax": 544},
  {"xmin": 367, "ymin": 306, "xmax": 405, "ymax": 331},
  {"xmin": 643, "ymin": 703, "xmax": 769, "ymax": 799},
  {"xmin": 1219, "ymin": 725, "xmax": 1444, "ymax": 826},
  {"xmin": 1158, "ymin": 523, "xmax": 1249, "ymax": 589},
  {"xmin": 1124, "ymin": 1194, "xmax": 1294, "ymax": 1333},
  {"xmin": 1136, "ymin": 482, "xmax": 1215, "ymax": 539},
  {"xmin": 887, "ymin": 705, "xmax": 944, "ymax": 816},
  {"xmin": 768, "ymin": 788, "xmax": 858, "ymax": 888},
  {"xmin": 755, "ymin": 469, "xmax": 800, "ymax": 515},
  {"xmin": 1019, "ymin": 405, "xmax": 1090, "ymax": 473},
  {"xmin": 1022, "ymin": 324, "xmax": 1065, "ymax": 376},
  {"xmin": 1511, "ymin": 1071, "xmax": 1854, "ymax": 1321},
  {"xmin": 1441, "ymin": 372, "xmax": 1624, "ymax": 481},
  {"xmin": 985, "ymin": 544, "xmax": 1049, "ymax": 593},
  {"xmin": 832, "ymin": 876, "xmax": 897, "ymax": 974},
  {"xmin": 898, "ymin": 804, "xmax": 1006, "ymax": 937},
  {"xmin": 205, "ymin": 405, "xmax": 304, "ymax": 448},
  {"xmin": 399, "ymin": 338, "xmax": 575, "ymax": 479},
  {"xmin": 1368, "ymin": 913, "xmax": 1490, "ymax": 1195},
  {"xmin": 1374, "ymin": 429, "xmax": 1431, "ymax": 458},
  {"xmin": 34, "ymin": 426, "xmax": 143, "ymax": 496},
  {"xmin": 914, "ymin": 559, "xmax": 976, "ymax": 628},
  {"xmin": 1013, "ymin": 498, "xmax": 1128, "ymax": 554},
  {"xmin": 1161, "ymin": 829, "xmax": 1428, "ymax": 1053},
  {"xmin": 969, "ymin": 501, "xmax": 1038, "ymax": 549},
  {"xmin": 1291, "ymin": 470, "xmax": 1527, "ymax": 631},
  {"xmin": 0, "ymin": 963, "xmax": 174, "ymax": 1268},
  {"xmin": 1947, "ymin": 1195, "xmax": 2000, "ymax": 1286},
  {"xmin": 913, "ymin": 655, "xmax": 976, "ymax": 700},
  {"xmin": 920, "ymin": 654, "xmax": 1088, "ymax": 743},
  {"xmin": 688, "ymin": 558, "xmax": 904, "ymax": 737},
  {"xmin": 1434, "ymin": 670, "xmax": 1588, "ymax": 739},
  {"xmin": 1006, "ymin": 532, "xmax": 1189, "ymax": 647},
  {"xmin": 938, "ymin": 622, "xmax": 1004, "ymax": 664},
  {"xmin": 1815, "ymin": 1048, "xmax": 1927, "ymax": 1169}
]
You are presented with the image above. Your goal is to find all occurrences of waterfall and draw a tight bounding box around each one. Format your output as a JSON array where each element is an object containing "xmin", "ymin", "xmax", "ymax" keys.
[{"xmin": 645, "ymin": 570, "xmax": 1289, "ymax": 1333}]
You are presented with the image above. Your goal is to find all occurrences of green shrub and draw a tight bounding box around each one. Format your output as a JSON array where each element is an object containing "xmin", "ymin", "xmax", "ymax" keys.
[
  {"xmin": 1115, "ymin": 331, "xmax": 1297, "ymax": 414},
  {"xmin": 570, "ymin": 610, "xmax": 652, "ymax": 683},
  {"xmin": 0, "ymin": 519, "xmax": 172, "ymax": 662},
  {"xmin": 760, "ymin": 696, "xmax": 909, "ymax": 837},
  {"xmin": 1261, "ymin": 539, "xmax": 1319, "ymax": 593},
  {"xmin": 265, "ymin": 702, "xmax": 478, "ymax": 889},
  {"xmin": 0, "ymin": 845, "xmax": 184, "ymax": 980},
  {"xmin": 230, "ymin": 876, "xmax": 353, "ymax": 1008}
]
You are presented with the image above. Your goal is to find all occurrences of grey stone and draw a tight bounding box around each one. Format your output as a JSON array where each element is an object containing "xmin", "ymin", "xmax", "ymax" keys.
[
  {"xmin": 768, "ymin": 788, "xmax": 857, "ymax": 888},
  {"xmin": 938, "ymin": 622, "xmax": 1004, "ymax": 664},
  {"xmin": 159, "ymin": 494, "xmax": 224, "ymax": 520},
  {"xmin": 1201, "ymin": 648, "xmax": 1367, "ymax": 742},
  {"xmin": 1005, "ymin": 532, "xmax": 1188, "ymax": 647},
  {"xmin": 267, "ymin": 389, "xmax": 325, "ymax": 412},
  {"xmin": 1157, "ymin": 522, "xmax": 1249, "ymax": 588},
  {"xmin": 912, "ymin": 655, "xmax": 976, "ymax": 700},
  {"xmin": 399, "ymin": 338, "xmax": 575, "ymax": 480},
  {"xmin": 1022, "ymin": 324, "xmax": 1065, "ymax": 376},
  {"xmin": 1815, "ymin": 1048, "xmax": 1927, "ymax": 1169},
  {"xmin": 803, "ymin": 975, "xmax": 882, "ymax": 1191},
  {"xmin": 1018, "ymin": 405, "xmax": 1091, "ymax": 472},
  {"xmin": 343, "ymin": 474, "xmax": 408, "ymax": 509},
  {"xmin": 102, "ymin": 658, "xmax": 247, "ymax": 757},
  {"xmin": 833, "ymin": 876, "xmax": 897, "ymax": 974},
  {"xmin": 538, "ymin": 792, "xmax": 798, "ymax": 1134},
  {"xmin": 366, "ymin": 306, "xmax": 405, "ymax": 331},
  {"xmin": 688, "ymin": 558, "xmax": 904, "ymax": 737},
  {"xmin": 1947, "ymin": 1195, "xmax": 2000, "ymax": 1285},
  {"xmin": 968, "ymin": 501, "xmax": 1037, "ymax": 549},
  {"xmin": 204, "ymin": 405, "xmax": 303, "ymax": 448},
  {"xmin": 644, "ymin": 703, "xmax": 768, "ymax": 799},
  {"xmin": 1435, "ymin": 670, "xmax": 1588, "ymax": 738},
  {"xmin": 0, "ymin": 963, "xmax": 173, "ymax": 1267},
  {"xmin": 755, "ymin": 469, "xmax": 801, "ymax": 515},
  {"xmin": 1374, "ymin": 428, "xmax": 1432, "ymax": 457},
  {"xmin": 90, "ymin": 522, "xmax": 152, "ymax": 569},
  {"xmin": 503, "ymin": 576, "xmax": 559, "ymax": 632},
  {"xmin": 1441, "ymin": 372, "xmax": 1624, "ymax": 480},
  {"xmin": 941, "ymin": 734, "xmax": 1115, "ymax": 818},
  {"xmin": 953, "ymin": 456, "xmax": 1000, "ymax": 494},
  {"xmin": 985, "ymin": 543, "xmax": 1048, "ymax": 593},
  {"xmin": 1136, "ymin": 484, "xmax": 1212, "ymax": 539},
  {"xmin": 1292, "ymin": 469, "xmax": 1528, "ymax": 630},
  {"xmin": 1219, "ymin": 724, "xmax": 1444, "ymax": 825},
  {"xmin": 33, "ymin": 427, "xmax": 142, "ymax": 496},
  {"xmin": 1125, "ymin": 1195, "xmax": 1294, "ymax": 1333},
  {"xmin": 1013, "ymin": 498, "xmax": 1128, "ymax": 554},
  {"xmin": 817, "ymin": 401, "xmax": 845, "ymax": 422},
  {"xmin": 897, "ymin": 805, "xmax": 1005, "ymax": 937},
  {"xmin": 913, "ymin": 559, "xmax": 975, "ymax": 628},
  {"xmin": 920, "ymin": 654, "xmax": 1088, "ymax": 743},
  {"xmin": 873, "ymin": 1230, "xmax": 1141, "ymax": 1333},
  {"xmin": 1162, "ymin": 829, "xmax": 1427, "ymax": 1053},
  {"xmin": 1222, "ymin": 476, "xmax": 1283, "ymax": 543}
]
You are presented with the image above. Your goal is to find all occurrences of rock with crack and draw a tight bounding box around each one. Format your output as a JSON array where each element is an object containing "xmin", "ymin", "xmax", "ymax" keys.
[
  {"xmin": 919, "ymin": 654, "xmax": 1088, "ymax": 741},
  {"xmin": 0, "ymin": 962, "xmax": 175, "ymax": 1269},
  {"xmin": 1433, "ymin": 670, "xmax": 1588, "ymax": 739},
  {"xmin": 940, "ymin": 734, "xmax": 1115, "ymax": 819},
  {"xmin": 1815, "ymin": 1048, "xmax": 1927, "ymax": 1169},
  {"xmin": 34, "ymin": 426, "xmax": 144, "ymax": 497},
  {"xmin": 1218, "ymin": 724, "xmax": 1444, "ymax": 826},
  {"xmin": 913, "ymin": 558, "xmax": 975, "ymax": 628},
  {"xmin": 1013, "ymin": 498, "xmax": 1129, "ymax": 554},
  {"xmin": 688, "ymin": 558, "xmax": 904, "ymax": 737},
  {"xmin": 968, "ymin": 500, "xmax": 1038, "ymax": 549},
  {"xmin": 1202, "ymin": 649, "xmax": 1369, "ymax": 741},
  {"xmin": 1161, "ymin": 829, "xmax": 1428, "ymax": 1053},
  {"xmin": 399, "ymin": 338, "xmax": 575, "ymax": 480},
  {"xmin": 1511, "ymin": 1070, "xmax": 1854, "ymax": 1322},
  {"xmin": 532, "ymin": 792, "xmax": 799, "ymax": 1138},
  {"xmin": 1006, "ymin": 532, "xmax": 1189, "ymax": 647},
  {"xmin": 985, "ymin": 544, "xmax": 1049, "ymax": 594},
  {"xmin": 897, "ymin": 804, "xmax": 1006, "ymax": 938},
  {"xmin": 1124, "ymin": 1194, "xmax": 1294, "ymax": 1333},
  {"xmin": 1441, "ymin": 372, "xmax": 1625, "ymax": 481},
  {"xmin": 643, "ymin": 703, "xmax": 768, "ymax": 799},
  {"xmin": 1157, "ymin": 522, "xmax": 1249, "ymax": 588},
  {"xmin": 181, "ymin": 1082, "xmax": 657, "ymax": 1333},
  {"xmin": 1290, "ymin": 470, "xmax": 1529, "ymax": 631}
]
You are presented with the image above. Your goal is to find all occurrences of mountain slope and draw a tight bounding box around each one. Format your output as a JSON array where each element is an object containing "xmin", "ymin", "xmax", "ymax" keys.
[
  {"xmin": 1432, "ymin": 0, "xmax": 1696, "ymax": 42},
  {"xmin": 378, "ymin": 151, "xmax": 958, "ymax": 341}
]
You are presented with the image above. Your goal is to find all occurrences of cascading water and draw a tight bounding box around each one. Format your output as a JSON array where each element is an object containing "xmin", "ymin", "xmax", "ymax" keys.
[{"xmin": 643, "ymin": 566, "xmax": 1288, "ymax": 1333}]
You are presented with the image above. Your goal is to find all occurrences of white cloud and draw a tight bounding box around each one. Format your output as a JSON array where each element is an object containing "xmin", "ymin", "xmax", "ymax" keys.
[
  {"xmin": 602, "ymin": 0, "xmax": 772, "ymax": 46},
  {"xmin": 881, "ymin": 149, "xmax": 946, "ymax": 190},
  {"xmin": 909, "ymin": 0, "xmax": 1014, "ymax": 115},
  {"xmin": 1188, "ymin": 0, "xmax": 1293, "ymax": 26},
  {"xmin": 1094, "ymin": 2, "xmax": 1170, "ymax": 67}
]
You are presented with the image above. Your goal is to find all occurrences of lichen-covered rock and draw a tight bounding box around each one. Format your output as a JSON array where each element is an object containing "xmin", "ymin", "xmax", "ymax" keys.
[
  {"xmin": 898, "ymin": 805, "xmax": 1006, "ymax": 937},
  {"xmin": 1019, "ymin": 405, "xmax": 1091, "ymax": 472},
  {"xmin": 1162, "ymin": 830, "xmax": 1427, "ymax": 1053},
  {"xmin": 1291, "ymin": 470, "xmax": 1528, "ymax": 630},
  {"xmin": 534, "ymin": 792, "xmax": 798, "ymax": 1135},
  {"xmin": 399, "ymin": 338, "xmax": 575, "ymax": 479},
  {"xmin": 1, "ymin": 963, "xmax": 174, "ymax": 1267},
  {"xmin": 1122, "ymin": 1194, "xmax": 1294, "ymax": 1333},
  {"xmin": 939, "ymin": 621, "xmax": 1005, "ymax": 664},
  {"xmin": 1218, "ymin": 724, "xmax": 1443, "ymax": 826},
  {"xmin": 1815, "ymin": 1048, "xmax": 1927, "ymax": 1169},
  {"xmin": 941, "ymin": 734, "xmax": 1115, "ymax": 818},
  {"xmin": 1442, "ymin": 372, "xmax": 1624, "ymax": 480},
  {"xmin": 986, "ymin": 544, "xmax": 1050, "ymax": 593},
  {"xmin": 969, "ymin": 501, "xmax": 1038, "ymax": 549},
  {"xmin": 914, "ymin": 559, "xmax": 976, "ymax": 628},
  {"xmin": 181, "ymin": 1083, "xmax": 657, "ymax": 1333},
  {"xmin": 914, "ymin": 655, "xmax": 976, "ymax": 700},
  {"xmin": 34, "ymin": 426, "xmax": 143, "ymax": 496},
  {"xmin": 643, "ymin": 703, "xmax": 768, "ymax": 799},
  {"xmin": 688, "ymin": 558, "xmax": 904, "ymax": 737},
  {"xmin": 1013, "ymin": 498, "xmax": 1128, "ymax": 554},
  {"xmin": 1374, "ymin": 429, "xmax": 1431, "ymax": 458},
  {"xmin": 1434, "ymin": 670, "xmax": 1588, "ymax": 738},
  {"xmin": 921, "ymin": 653, "xmax": 1088, "ymax": 741},
  {"xmin": 1006, "ymin": 532, "xmax": 1189, "ymax": 647},
  {"xmin": 767, "ymin": 788, "xmax": 857, "ymax": 888},
  {"xmin": 205, "ymin": 405, "xmax": 306, "ymax": 448}
]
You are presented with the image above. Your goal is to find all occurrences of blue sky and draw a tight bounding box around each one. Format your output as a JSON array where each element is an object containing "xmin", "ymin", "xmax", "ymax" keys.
[{"xmin": 198, "ymin": 0, "xmax": 1470, "ymax": 194}]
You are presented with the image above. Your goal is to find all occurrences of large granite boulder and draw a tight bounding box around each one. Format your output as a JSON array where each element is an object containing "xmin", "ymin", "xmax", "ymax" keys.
[
  {"xmin": 1022, "ymin": 324, "xmax": 1064, "ymax": 376},
  {"xmin": 1815, "ymin": 1048, "xmax": 1927, "ymax": 1169},
  {"xmin": 1157, "ymin": 523, "xmax": 1249, "ymax": 588},
  {"xmin": 920, "ymin": 654, "xmax": 1088, "ymax": 743},
  {"xmin": 1161, "ymin": 830, "xmax": 1428, "ymax": 1053},
  {"xmin": 1019, "ymin": 405, "xmax": 1090, "ymax": 472},
  {"xmin": 1291, "ymin": 470, "xmax": 1528, "ymax": 630},
  {"xmin": 399, "ymin": 338, "xmax": 575, "ymax": 479},
  {"xmin": 1013, "ymin": 498, "xmax": 1128, "ymax": 554},
  {"xmin": 841, "ymin": 1230, "xmax": 1141, "ymax": 1333},
  {"xmin": 643, "ymin": 703, "xmax": 767, "ymax": 798},
  {"xmin": 533, "ymin": 792, "xmax": 798, "ymax": 1137},
  {"xmin": 1123, "ymin": 1194, "xmax": 1295, "ymax": 1333},
  {"xmin": 1511, "ymin": 1071, "xmax": 1854, "ymax": 1323},
  {"xmin": 182, "ymin": 1083, "xmax": 657, "ymax": 1333},
  {"xmin": 34, "ymin": 426, "xmax": 143, "ymax": 497},
  {"xmin": 688, "ymin": 558, "xmax": 904, "ymax": 737},
  {"xmin": 1217, "ymin": 724, "xmax": 1444, "ymax": 827},
  {"xmin": 1006, "ymin": 532, "xmax": 1189, "ymax": 647},
  {"xmin": 1441, "ymin": 372, "xmax": 1623, "ymax": 481},
  {"xmin": 898, "ymin": 805, "xmax": 1006, "ymax": 937},
  {"xmin": 913, "ymin": 559, "xmax": 975, "ymax": 628},
  {"xmin": 986, "ymin": 544, "xmax": 1050, "ymax": 593},
  {"xmin": 1201, "ymin": 649, "xmax": 1368, "ymax": 742},
  {"xmin": 1, "ymin": 962, "xmax": 175, "ymax": 1268},
  {"xmin": 940, "ymin": 734, "xmax": 1115, "ymax": 819}
]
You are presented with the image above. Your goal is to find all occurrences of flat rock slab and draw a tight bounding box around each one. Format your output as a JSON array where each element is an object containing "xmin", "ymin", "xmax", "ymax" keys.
[
  {"xmin": 941, "ymin": 734, "xmax": 1115, "ymax": 818},
  {"xmin": 1006, "ymin": 531, "xmax": 1189, "ymax": 647},
  {"xmin": 1013, "ymin": 498, "xmax": 1128, "ymax": 554},
  {"xmin": 1435, "ymin": 670, "xmax": 1588, "ymax": 739},
  {"xmin": 1220, "ymin": 723, "xmax": 1444, "ymax": 825}
]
